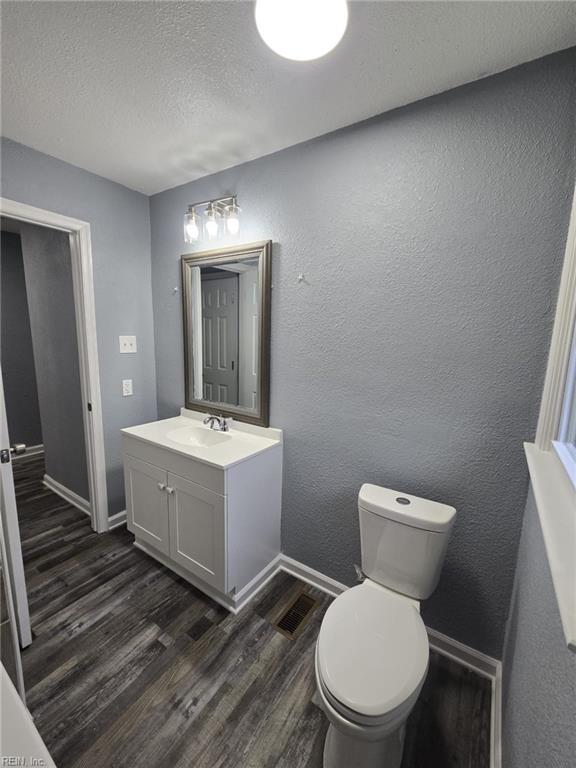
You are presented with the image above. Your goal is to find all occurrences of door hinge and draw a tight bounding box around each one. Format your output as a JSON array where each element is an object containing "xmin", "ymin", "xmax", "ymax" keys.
[{"xmin": 1, "ymin": 449, "xmax": 11, "ymax": 464}]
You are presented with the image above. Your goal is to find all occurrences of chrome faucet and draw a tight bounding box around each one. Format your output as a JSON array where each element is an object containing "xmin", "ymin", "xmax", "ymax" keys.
[{"xmin": 203, "ymin": 414, "xmax": 231, "ymax": 432}]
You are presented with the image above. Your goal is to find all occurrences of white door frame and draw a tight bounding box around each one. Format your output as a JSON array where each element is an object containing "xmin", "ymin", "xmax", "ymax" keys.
[
  {"xmin": 0, "ymin": 197, "xmax": 109, "ymax": 533},
  {"xmin": 0, "ymin": 368, "xmax": 32, "ymax": 649}
]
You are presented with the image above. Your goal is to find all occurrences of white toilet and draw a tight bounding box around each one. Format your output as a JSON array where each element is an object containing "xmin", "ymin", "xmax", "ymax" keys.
[{"xmin": 315, "ymin": 484, "xmax": 456, "ymax": 768}]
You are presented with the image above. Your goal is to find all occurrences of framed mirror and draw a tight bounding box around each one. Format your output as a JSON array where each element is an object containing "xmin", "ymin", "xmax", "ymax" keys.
[{"xmin": 181, "ymin": 241, "xmax": 271, "ymax": 427}]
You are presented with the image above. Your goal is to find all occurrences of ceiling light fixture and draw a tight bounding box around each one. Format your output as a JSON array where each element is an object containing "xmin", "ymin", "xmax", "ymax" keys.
[
  {"xmin": 183, "ymin": 196, "xmax": 240, "ymax": 244},
  {"xmin": 255, "ymin": 0, "xmax": 348, "ymax": 62}
]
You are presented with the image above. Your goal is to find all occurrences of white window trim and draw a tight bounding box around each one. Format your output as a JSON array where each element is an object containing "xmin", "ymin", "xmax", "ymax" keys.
[
  {"xmin": 551, "ymin": 317, "xmax": 576, "ymax": 486},
  {"xmin": 552, "ymin": 440, "xmax": 576, "ymax": 489},
  {"xmin": 528, "ymin": 183, "xmax": 576, "ymax": 652}
]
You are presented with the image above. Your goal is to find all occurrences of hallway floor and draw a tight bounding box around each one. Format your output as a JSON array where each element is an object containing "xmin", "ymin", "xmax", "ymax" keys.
[{"xmin": 15, "ymin": 453, "xmax": 491, "ymax": 767}]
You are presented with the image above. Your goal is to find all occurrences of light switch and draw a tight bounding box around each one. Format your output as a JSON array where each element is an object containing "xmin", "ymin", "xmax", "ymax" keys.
[
  {"xmin": 122, "ymin": 379, "xmax": 133, "ymax": 397},
  {"xmin": 119, "ymin": 335, "xmax": 137, "ymax": 353}
]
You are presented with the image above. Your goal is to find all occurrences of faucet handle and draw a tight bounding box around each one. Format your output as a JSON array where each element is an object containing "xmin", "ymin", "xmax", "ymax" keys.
[{"xmin": 204, "ymin": 414, "xmax": 231, "ymax": 431}]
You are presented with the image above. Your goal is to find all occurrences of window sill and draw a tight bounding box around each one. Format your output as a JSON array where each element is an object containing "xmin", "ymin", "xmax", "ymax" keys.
[{"xmin": 524, "ymin": 442, "xmax": 576, "ymax": 652}]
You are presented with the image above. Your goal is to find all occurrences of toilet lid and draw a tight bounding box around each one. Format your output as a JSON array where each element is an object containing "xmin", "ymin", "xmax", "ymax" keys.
[{"xmin": 317, "ymin": 583, "xmax": 429, "ymax": 718}]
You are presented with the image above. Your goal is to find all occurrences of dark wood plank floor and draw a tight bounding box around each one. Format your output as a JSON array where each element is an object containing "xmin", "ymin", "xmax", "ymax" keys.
[{"xmin": 14, "ymin": 453, "xmax": 491, "ymax": 768}]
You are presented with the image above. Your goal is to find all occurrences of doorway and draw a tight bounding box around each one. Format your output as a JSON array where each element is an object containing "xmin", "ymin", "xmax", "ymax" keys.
[
  {"xmin": 2, "ymin": 221, "xmax": 90, "ymax": 506},
  {"xmin": 0, "ymin": 198, "xmax": 108, "ymax": 651},
  {"xmin": 198, "ymin": 260, "xmax": 260, "ymax": 410},
  {"xmin": 201, "ymin": 273, "xmax": 239, "ymax": 404}
]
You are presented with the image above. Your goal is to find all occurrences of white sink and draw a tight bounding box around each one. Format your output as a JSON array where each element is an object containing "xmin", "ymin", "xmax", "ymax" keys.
[
  {"xmin": 166, "ymin": 425, "xmax": 232, "ymax": 448},
  {"xmin": 122, "ymin": 409, "xmax": 282, "ymax": 469}
]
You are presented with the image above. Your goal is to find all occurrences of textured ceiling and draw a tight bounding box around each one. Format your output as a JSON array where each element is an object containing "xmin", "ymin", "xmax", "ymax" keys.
[{"xmin": 2, "ymin": 1, "xmax": 575, "ymax": 194}]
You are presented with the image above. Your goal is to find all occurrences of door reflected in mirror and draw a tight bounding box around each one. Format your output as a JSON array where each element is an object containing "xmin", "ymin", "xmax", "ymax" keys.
[{"xmin": 181, "ymin": 241, "xmax": 271, "ymax": 427}]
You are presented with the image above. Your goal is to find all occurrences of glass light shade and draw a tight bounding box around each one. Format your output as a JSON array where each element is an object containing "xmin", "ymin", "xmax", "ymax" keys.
[
  {"xmin": 225, "ymin": 203, "xmax": 240, "ymax": 236},
  {"xmin": 183, "ymin": 208, "xmax": 199, "ymax": 243},
  {"xmin": 205, "ymin": 207, "xmax": 219, "ymax": 239},
  {"xmin": 255, "ymin": 0, "xmax": 348, "ymax": 62}
]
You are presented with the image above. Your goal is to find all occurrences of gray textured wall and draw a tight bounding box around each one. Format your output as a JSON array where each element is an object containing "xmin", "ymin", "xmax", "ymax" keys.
[
  {"xmin": 19, "ymin": 224, "xmax": 89, "ymax": 500},
  {"xmin": 150, "ymin": 49, "xmax": 575, "ymax": 657},
  {"xmin": 0, "ymin": 231, "xmax": 43, "ymax": 447},
  {"xmin": 0, "ymin": 138, "xmax": 157, "ymax": 516},
  {"xmin": 502, "ymin": 488, "xmax": 576, "ymax": 767}
]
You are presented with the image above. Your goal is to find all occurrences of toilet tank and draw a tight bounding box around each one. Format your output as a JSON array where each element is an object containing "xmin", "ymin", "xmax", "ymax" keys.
[{"xmin": 358, "ymin": 484, "xmax": 456, "ymax": 600}]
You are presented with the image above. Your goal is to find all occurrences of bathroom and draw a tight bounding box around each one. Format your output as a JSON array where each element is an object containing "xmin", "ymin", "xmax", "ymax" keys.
[{"xmin": 0, "ymin": 2, "xmax": 575, "ymax": 767}]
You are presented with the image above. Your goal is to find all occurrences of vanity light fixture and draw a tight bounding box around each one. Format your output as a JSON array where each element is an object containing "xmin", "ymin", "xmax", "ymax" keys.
[
  {"xmin": 255, "ymin": 0, "xmax": 348, "ymax": 62},
  {"xmin": 182, "ymin": 196, "xmax": 240, "ymax": 244}
]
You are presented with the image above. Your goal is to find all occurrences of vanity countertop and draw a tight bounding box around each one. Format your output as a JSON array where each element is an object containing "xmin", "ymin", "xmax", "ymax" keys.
[{"xmin": 121, "ymin": 409, "xmax": 282, "ymax": 470}]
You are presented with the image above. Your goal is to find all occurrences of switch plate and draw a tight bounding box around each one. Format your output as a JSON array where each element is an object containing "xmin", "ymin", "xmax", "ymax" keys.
[
  {"xmin": 119, "ymin": 335, "xmax": 137, "ymax": 353},
  {"xmin": 122, "ymin": 379, "xmax": 133, "ymax": 397}
]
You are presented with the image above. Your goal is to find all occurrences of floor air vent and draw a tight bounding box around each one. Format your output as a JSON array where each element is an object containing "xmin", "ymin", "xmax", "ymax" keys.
[{"xmin": 273, "ymin": 591, "xmax": 318, "ymax": 640}]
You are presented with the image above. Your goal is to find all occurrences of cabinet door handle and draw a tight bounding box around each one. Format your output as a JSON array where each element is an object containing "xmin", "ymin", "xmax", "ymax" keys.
[
  {"xmin": 157, "ymin": 482, "xmax": 166, "ymax": 491},
  {"xmin": 165, "ymin": 486, "xmax": 174, "ymax": 495}
]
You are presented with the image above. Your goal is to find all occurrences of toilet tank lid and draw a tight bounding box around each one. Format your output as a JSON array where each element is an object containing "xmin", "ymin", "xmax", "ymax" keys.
[{"xmin": 359, "ymin": 484, "xmax": 456, "ymax": 533}]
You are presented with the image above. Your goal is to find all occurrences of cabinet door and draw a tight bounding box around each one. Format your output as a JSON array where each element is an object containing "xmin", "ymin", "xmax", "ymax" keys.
[
  {"xmin": 167, "ymin": 473, "xmax": 226, "ymax": 591},
  {"xmin": 124, "ymin": 456, "xmax": 170, "ymax": 555}
]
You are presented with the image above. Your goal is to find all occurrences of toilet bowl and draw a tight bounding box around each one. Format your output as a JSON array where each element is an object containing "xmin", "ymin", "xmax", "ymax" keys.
[
  {"xmin": 315, "ymin": 484, "xmax": 456, "ymax": 768},
  {"xmin": 315, "ymin": 579, "xmax": 429, "ymax": 768}
]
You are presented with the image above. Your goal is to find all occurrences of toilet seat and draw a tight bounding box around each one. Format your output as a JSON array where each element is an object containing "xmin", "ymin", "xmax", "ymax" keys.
[
  {"xmin": 316, "ymin": 648, "xmax": 420, "ymax": 732},
  {"xmin": 317, "ymin": 581, "xmax": 429, "ymax": 721}
]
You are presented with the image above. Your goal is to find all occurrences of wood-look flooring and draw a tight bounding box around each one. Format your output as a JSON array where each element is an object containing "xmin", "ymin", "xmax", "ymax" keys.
[{"xmin": 14, "ymin": 454, "xmax": 491, "ymax": 768}]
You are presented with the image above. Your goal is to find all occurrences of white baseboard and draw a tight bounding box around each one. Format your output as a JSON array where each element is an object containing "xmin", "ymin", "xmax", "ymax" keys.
[
  {"xmin": 43, "ymin": 474, "xmax": 90, "ymax": 517},
  {"xmin": 233, "ymin": 554, "xmax": 282, "ymax": 609},
  {"xmin": 492, "ymin": 663, "xmax": 502, "ymax": 768},
  {"xmin": 275, "ymin": 556, "xmax": 501, "ymax": 768},
  {"xmin": 133, "ymin": 540, "xmax": 281, "ymax": 615},
  {"xmin": 129, "ymin": 538, "xmax": 502, "ymax": 767},
  {"xmin": 108, "ymin": 510, "xmax": 127, "ymax": 530},
  {"xmin": 12, "ymin": 443, "xmax": 44, "ymax": 460},
  {"xmin": 426, "ymin": 627, "xmax": 502, "ymax": 768},
  {"xmin": 425, "ymin": 626, "xmax": 499, "ymax": 678},
  {"xmin": 278, "ymin": 554, "xmax": 348, "ymax": 597}
]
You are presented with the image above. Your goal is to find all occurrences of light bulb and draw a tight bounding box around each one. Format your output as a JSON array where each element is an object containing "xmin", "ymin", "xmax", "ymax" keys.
[
  {"xmin": 255, "ymin": 0, "xmax": 348, "ymax": 62},
  {"xmin": 205, "ymin": 217, "xmax": 218, "ymax": 239},
  {"xmin": 183, "ymin": 207, "xmax": 199, "ymax": 243},
  {"xmin": 225, "ymin": 201, "xmax": 241, "ymax": 236},
  {"xmin": 226, "ymin": 216, "xmax": 240, "ymax": 236},
  {"xmin": 184, "ymin": 219, "xmax": 199, "ymax": 242},
  {"xmin": 205, "ymin": 206, "xmax": 219, "ymax": 239}
]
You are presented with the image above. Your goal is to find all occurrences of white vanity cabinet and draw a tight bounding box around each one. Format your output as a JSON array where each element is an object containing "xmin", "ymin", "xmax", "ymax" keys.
[
  {"xmin": 167, "ymin": 472, "xmax": 226, "ymax": 590},
  {"xmin": 124, "ymin": 456, "xmax": 225, "ymax": 589},
  {"xmin": 122, "ymin": 411, "xmax": 282, "ymax": 612},
  {"xmin": 124, "ymin": 456, "xmax": 171, "ymax": 556}
]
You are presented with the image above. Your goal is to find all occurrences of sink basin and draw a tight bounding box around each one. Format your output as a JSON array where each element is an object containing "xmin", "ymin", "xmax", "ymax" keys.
[
  {"xmin": 166, "ymin": 426, "xmax": 232, "ymax": 448},
  {"xmin": 122, "ymin": 410, "xmax": 282, "ymax": 469}
]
